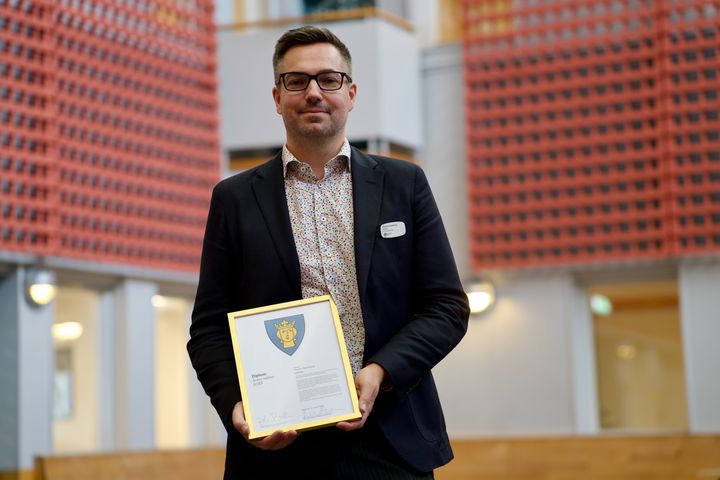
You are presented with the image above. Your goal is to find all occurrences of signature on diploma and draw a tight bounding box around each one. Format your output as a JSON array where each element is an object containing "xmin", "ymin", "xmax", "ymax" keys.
[
  {"xmin": 301, "ymin": 405, "xmax": 341, "ymax": 420},
  {"xmin": 256, "ymin": 411, "xmax": 292, "ymax": 429}
]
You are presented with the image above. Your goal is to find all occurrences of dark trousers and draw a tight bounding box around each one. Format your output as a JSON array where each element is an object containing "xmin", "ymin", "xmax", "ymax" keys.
[{"xmin": 225, "ymin": 418, "xmax": 434, "ymax": 480}]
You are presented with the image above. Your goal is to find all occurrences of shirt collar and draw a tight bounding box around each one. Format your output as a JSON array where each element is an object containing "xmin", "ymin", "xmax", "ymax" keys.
[{"xmin": 282, "ymin": 139, "xmax": 352, "ymax": 177}]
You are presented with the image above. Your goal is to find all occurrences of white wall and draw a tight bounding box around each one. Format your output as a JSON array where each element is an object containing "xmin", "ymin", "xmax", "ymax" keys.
[
  {"xmin": 679, "ymin": 261, "xmax": 720, "ymax": 432},
  {"xmin": 434, "ymin": 274, "xmax": 579, "ymax": 437},
  {"xmin": 217, "ymin": 26, "xmax": 282, "ymax": 150},
  {"xmin": 419, "ymin": 43, "xmax": 469, "ymax": 280},
  {"xmin": 376, "ymin": 19, "xmax": 423, "ymax": 148},
  {"xmin": 217, "ymin": 18, "xmax": 422, "ymax": 151}
]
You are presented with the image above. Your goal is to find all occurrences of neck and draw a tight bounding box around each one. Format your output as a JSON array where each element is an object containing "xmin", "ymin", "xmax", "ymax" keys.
[{"xmin": 286, "ymin": 136, "xmax": 345, "ymax": 177}]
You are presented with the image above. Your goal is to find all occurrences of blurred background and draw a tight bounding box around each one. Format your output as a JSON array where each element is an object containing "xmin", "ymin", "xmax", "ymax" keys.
[{"xmin": 1, "ymin": 0, "xmax": 718, "ymax": 478}]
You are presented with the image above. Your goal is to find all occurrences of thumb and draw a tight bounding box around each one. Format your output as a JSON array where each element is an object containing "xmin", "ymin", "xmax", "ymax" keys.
[
  {"xmin": 358, "ymin": 384, "xmax": 378, "ymax": 414},
  {"xmin": 232, "ymin": 402, "xmax": 250, "ymax": 437}
]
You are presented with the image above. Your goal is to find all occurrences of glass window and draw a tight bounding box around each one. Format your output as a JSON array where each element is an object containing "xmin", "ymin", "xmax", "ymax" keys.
[
  {"xmin": 53, "ymin": 287, "xmax": 100, "ymax": 453},
  {"xmin": 590, "ymin": 280, "xmax": 688, "ymax": 431},
  {"xmin": 154, "ymin": 294, "xmax": 192, "ymax": 449}
]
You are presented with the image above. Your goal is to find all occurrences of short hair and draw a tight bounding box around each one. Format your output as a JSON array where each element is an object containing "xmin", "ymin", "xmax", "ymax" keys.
[{"xmin": 272, "ymin": 26, "xmax": 352, "ymax": 79}]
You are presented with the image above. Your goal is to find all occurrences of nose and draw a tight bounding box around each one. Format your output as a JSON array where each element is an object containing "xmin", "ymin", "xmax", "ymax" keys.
[{"xmin": 304, "ymin": 78, "xmax": 323, "ymax": 99}]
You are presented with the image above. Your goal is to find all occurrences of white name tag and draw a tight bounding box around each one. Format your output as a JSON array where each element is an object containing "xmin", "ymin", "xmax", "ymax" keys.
[{"xmin": 380, "ymin": 221, "xmax": 406, "ymax": 239}]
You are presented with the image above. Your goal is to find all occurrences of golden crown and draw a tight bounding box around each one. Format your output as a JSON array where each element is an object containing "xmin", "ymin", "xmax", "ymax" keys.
[{"xmin": 274, "ymin": 319, "xmax": 296, "ymax": 330}]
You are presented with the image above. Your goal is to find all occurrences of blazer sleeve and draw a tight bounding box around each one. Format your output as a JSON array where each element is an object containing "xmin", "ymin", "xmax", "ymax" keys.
[
  {"xmin": 368, "ymin": 166, "xmax": 470, "ymax": 397},
  {"xmin": 187, "ymin": 182, "xmax": 242, "ymax": 433}
]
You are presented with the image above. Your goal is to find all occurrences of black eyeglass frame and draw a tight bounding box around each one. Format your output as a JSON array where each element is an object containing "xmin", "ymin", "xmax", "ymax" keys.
[{"xmin": 276, "ymin": 71, "xmax": 353, "ymax": 92}]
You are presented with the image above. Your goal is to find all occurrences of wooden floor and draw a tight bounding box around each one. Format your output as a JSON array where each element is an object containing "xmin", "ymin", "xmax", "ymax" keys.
[
  {"xmin": 34, "ymin": 449, "xmax": 225, "ymax": 480},
  {"xmin": 436, "ymin": 436, "xmax": 720, "ymax": 480},
  {"xmin": 24, "ymin": 435, "xmax": 720, "ymax": 480}
]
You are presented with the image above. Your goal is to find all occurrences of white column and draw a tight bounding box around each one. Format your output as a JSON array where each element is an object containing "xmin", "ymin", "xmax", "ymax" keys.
[
  {"xmin": 366, "ymin": 138, "xmax": 381, "ymax": 155},
  {"xmin": 0, "ymin": 267, "xmax": 54, "ymax": 471},
  {"xmin": 186, "ymin": 308, "xmax": 228, "ymax": 448},
  {"xmin": 187, "ymin": 309, "xmax": 209, "ymax": 447},
  {"xmin": 188, "ymin": 374, "xmax": 228, "ymax": 448},
  {"xmin": 97, "ymin": 290, "xmax": 116, "ymax": 450},
  {"xmin": 679, "ymin": 262, "xmax": 720, "ymax": 432},
  {"xmin": 570, "ymin": 284, "xmax": 600, "ymax": 433},
  {"xmin": 114, "ymin": 279, "xmax": 157, "ymax": 449},
  {"xmin": 377, "ymin": 139, "xmax": 391, "ymax": 156}
]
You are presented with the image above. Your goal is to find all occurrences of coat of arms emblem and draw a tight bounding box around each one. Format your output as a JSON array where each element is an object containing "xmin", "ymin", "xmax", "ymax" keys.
[{"xmin": 264, "ymin": 314, "xmax": 305, "ymax": 356}]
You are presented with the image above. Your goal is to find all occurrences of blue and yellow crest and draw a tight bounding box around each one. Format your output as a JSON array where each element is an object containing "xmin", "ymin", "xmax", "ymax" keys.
[{"xmin": 264, "ymin": 314, "xmax": 305, "ymax": 356}]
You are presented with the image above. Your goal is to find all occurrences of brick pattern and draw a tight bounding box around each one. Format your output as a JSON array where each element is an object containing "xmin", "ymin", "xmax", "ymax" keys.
[
  {"xmin": 1, "ymin": 0, "xmax": 219, "ymax": 272},
  {"xmin": 464, "ymin": 0, "xmax": 719, "ymax": 268},
  {"xmin": 662, "ymin": 1, "xmax": 720, "ymax": 255},
  {"xmin": 0, "ymin": 0, "xmax": 54, "ymax": 255}
]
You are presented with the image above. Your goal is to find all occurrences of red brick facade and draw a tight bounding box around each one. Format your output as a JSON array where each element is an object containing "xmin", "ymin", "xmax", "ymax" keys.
[
  {"xmin": 1, "ymin": 0, "xmax": 218, "ymax": 272},
  {"xmin": 464, "ymin": 0, "xmax": 719, "ymax": 268}
]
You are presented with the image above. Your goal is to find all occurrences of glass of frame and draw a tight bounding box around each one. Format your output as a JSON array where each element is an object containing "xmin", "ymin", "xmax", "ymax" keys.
[{"xmin": 228, "ymin": 295, "xmax": 361, "ymax": 439}]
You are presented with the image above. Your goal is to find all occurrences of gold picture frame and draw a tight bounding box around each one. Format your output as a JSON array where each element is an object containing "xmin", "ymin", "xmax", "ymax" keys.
[{"xmin": 228, "ymin": 295, "xmax": 361, "ymax": 439}]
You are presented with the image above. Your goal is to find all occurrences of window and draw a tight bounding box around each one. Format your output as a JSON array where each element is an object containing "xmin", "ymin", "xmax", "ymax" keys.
[{"xmin": 590, "ymin": 280, "xmax": 688, "ymax": 431}]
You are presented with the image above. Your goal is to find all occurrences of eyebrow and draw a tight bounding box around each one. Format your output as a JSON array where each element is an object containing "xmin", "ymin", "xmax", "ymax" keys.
[{"xmin": 281, "ymin": 69, "xmax": 347, "ymax": 74}]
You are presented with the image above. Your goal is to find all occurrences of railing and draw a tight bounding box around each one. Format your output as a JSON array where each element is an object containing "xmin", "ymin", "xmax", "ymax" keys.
[{"xmin": 218, "ymin": 6, "xmax": 414, "ymax": 33}]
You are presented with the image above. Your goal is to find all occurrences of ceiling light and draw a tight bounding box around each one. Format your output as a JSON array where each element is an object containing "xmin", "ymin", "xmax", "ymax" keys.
[
  {"xmin": 25, "ymin": 268, "xmax": 57, "ymax": 307},
  {"xmin": 151, "ymin": 294, "xmax": 167, "ymax": 308},
  {"xmin": 52, "ymin": 322, "xmax": 84, "ymax": 342},
  {"xmin": 466, "ymin": 279, "xmax": 496, "ymax": 315}
]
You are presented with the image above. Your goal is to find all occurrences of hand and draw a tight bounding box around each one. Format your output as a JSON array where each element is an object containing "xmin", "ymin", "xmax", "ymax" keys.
[
  {"xmin": 336, "ymin": 363, "xmax": 386, "ymax": 431},
  {"xmin": 232, "ymin": 401, "xmax": 298, "ymax": 450}
]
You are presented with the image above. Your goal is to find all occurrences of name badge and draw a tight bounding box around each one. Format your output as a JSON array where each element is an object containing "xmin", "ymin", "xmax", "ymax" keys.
[{"xmin": 380, "ymin": 221, "xmax": 406, "ymax": 239}]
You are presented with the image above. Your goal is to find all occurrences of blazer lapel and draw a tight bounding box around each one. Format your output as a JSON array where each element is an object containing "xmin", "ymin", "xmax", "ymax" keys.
[
  {"xmin": 351, "ymin": 148, "xmax": 384, "ymax": 301},
  {"xmin": 250, "ymin": 153, "xmax": 302, "ymax": 296}
]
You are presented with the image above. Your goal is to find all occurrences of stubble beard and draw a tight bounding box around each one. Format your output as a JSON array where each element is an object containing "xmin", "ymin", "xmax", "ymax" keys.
[{"xmin": 286, "ymin": 114, "xmax": 342, "ymax": 142}]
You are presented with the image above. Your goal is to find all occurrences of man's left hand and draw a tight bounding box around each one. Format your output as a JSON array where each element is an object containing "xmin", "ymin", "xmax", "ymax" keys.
[{"xmin": 336, "ymin": 363, "xmax": 386, "ymax": 431}]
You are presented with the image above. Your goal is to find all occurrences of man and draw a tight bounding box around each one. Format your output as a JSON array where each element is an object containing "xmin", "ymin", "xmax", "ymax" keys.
[{"xmin": 188, "ymin": 26, "xmax": 469, "ymax": 479}]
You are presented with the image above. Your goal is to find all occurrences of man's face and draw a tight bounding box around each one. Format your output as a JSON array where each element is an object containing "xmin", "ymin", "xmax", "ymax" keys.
[
  {"xmin": 272, "ymin": 43, "xmax": 356, "ymax": 143},
  {"xmin": 279, "ymin": 327, "xmax": 294, "ymax": 343}
]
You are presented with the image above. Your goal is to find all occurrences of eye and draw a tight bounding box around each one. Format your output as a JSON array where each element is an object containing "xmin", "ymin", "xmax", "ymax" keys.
[
  {"xmin": 318, "ymin": 73, "xmax": 342, "ymax": 89},
  {"xmin": 284, "ymin": 74, "xmax": 308, "ymax": 89}
]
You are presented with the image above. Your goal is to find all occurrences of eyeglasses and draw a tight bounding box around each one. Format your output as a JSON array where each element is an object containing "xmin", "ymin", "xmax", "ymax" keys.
[{"xmin": 276, "ymin": 71, "xmax": 352, "ymax": 92}]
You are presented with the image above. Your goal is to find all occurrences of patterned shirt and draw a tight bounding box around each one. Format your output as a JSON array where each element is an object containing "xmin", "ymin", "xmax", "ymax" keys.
[{"xmin": 282, "ymin": 140, "xmax": 365, "ymax": 375}]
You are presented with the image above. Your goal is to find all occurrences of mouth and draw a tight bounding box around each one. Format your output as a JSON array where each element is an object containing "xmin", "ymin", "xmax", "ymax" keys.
[{"xmin": 300, "ymin": 108, "xmax": 328, "ymax": 114}]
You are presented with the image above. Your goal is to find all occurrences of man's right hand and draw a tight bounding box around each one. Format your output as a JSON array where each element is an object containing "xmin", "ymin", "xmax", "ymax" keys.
[{"xmin": 232, "ymin": 401, "xmax": 298, "ymax": 450}]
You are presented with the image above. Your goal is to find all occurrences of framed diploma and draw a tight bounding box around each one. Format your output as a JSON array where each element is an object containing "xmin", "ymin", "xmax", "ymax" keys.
[{"xmin": 227, "ymin": 295, "xmax": 361, "ymax": 439}]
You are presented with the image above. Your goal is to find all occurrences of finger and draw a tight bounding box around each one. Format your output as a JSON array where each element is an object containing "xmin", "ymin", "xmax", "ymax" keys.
[
  {"xmin": 336, "ymin": 419, "xmax": 363, "ymax": 431},
  {"xmin": 336, "ymin": 407, "xmax": 369, "ymax": 431},
  {"xmin": 231, "ymin": 403, "xmax": 250, "ymax": 438},
  {"xmin": 261, "ymin": 431, "xmax": 297, "ymax": 450},
  {"xmin": 336, "ymin": 396, "xmax": 374, "ymax": 431},
  {"xmin": 251, "ymin": 430, "xmax": 298, "ymax": 450},
  {"xmin": 253, "ymin": 430, "xmax": 287, "ymax": 449}
]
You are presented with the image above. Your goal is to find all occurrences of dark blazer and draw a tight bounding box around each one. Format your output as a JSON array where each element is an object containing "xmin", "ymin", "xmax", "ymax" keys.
[{"xmin": 188, "ymin": 147, "xmax": 469, "ymax": 474}]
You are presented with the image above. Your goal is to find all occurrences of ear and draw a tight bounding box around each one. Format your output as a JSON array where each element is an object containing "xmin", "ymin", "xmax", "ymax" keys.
[
  {"xmin": 272, "ymin": 86, "xmax": 281, "ymax": 114},
  {"xmin": 348, "ymin": 83, "xmax": 357, "ymax": 112}
]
